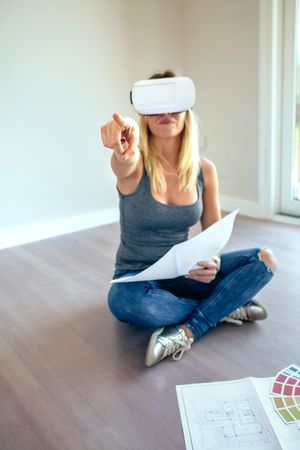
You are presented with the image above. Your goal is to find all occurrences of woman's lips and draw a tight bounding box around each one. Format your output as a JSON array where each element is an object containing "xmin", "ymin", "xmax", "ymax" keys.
[{"xmin": 158, "ymin": 118, "xmax": 176, "ymax": 124}]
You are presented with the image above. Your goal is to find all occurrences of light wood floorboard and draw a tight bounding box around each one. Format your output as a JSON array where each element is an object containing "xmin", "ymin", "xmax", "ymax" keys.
[{"xmin": 0, "ymin": 215, "xmax": 299, "ymax": 449}]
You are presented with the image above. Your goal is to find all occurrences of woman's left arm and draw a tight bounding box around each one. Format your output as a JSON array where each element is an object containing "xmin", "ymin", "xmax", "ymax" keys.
[
  {"xmin": 185, "ymin": 157, "xmax": 221, "ymax": 283},
  {"xmin": 200, "ymin": 157, "xmax": 221, "ymax": 229}
]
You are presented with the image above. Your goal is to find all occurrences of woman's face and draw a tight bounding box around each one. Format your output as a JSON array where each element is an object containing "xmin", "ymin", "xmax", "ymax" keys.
[{"xmin": 146, "ymin": 111, "xmax": 186, "ymax": 138}]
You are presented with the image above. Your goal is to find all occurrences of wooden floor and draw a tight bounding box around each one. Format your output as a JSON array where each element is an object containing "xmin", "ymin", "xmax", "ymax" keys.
[{"xmin": 0, "ymin": 215, "xmax": 299, "ymax": 450}]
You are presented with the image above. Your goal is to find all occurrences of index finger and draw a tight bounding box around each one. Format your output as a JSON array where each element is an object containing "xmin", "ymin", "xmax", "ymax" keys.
[
  {"xmin": 113, "ymin": 112, "xmax": 127, "ymax": 128},
  {"xmin": 197, "ymin": 261, "xmax": 214, "ymax": 268},
  {"xmin": 196, "ymin": 261, "xmax": 214, "ymax": 268}
]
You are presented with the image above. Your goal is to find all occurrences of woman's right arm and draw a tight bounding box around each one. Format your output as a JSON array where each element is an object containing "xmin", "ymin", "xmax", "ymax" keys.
[{"xmin": 100, "ymin": 112, "xmax": 141, "ymax": 180}]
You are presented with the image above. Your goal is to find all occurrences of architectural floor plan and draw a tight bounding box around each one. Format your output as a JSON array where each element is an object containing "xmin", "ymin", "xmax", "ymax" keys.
[
  {"xmin": 177, "ymin": 370, "xmax": 300, "ymax": 450},
  {"xmin": 191, "ymin": 396, "xmax": 277, "ymax": 449}
]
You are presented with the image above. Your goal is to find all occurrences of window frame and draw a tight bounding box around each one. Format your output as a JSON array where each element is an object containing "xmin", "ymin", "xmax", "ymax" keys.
[
  {"xmin": 259, "ymin": 0, "xmax": 300, "ymax": 223},
  {"xmin": 280, "ymin": 0, "xmax": 300, "ymax": 216}
]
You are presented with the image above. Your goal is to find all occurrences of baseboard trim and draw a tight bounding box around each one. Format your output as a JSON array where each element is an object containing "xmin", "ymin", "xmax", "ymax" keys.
[
  {"xmin": 220, "ymin": 196, "xmax": 260, "ymax": 218},
  {"xmin": 272, "ymin": 214, "xmax": 300, "ymax": 226},
  {"xmin": 4, "ymin": 199, "xmax": 296, "ymax": 251},
  {"xmin": 0, "ymin": 207, "xmax": 119, "ymax": 250}
]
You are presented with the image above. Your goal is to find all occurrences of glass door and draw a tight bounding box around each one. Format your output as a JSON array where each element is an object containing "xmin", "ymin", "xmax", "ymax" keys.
[{"xmin": 281, "ymin": 0, "xmax": 300, "ymax": 216}]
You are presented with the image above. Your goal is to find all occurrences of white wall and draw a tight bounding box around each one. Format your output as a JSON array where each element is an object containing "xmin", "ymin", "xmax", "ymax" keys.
[
  {"xmin": 128, "ymin": 0, "xmax": 185, "ymax": 82},
  {"xmin": 0, "ymin": 0, "xmax": 188, "ymax": 248},
  {"xmin": 185, "ymin": 0, "xmax": 259, "ymax": 209},
  {"xmin": 0, "ymin": 0, "xmax": 260, "ymax": 248},
  {"xmin": 0, "ymin": 0, "xmax": 133, "ymax": 247}
]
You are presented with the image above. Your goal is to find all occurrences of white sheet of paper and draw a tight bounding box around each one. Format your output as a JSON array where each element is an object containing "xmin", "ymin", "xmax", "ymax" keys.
[{"xmin": 111, "ymin": 209, "xmax": 238, "ymax": 283}]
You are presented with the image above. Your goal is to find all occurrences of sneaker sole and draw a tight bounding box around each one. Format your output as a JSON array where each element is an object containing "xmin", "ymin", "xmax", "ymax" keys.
[{"xmin": 145, "ymin": 327, "xmax": 165, "ymax": 367}]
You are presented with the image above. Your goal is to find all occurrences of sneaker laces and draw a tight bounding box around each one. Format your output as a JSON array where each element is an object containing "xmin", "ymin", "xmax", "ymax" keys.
[
  {"xmin": 221, "ymin": 316, "xmax": 243, "ymax": 326},
  {"xmin": 221, "ymin": 306, "xmax": 249, "ymax": 327},
  {"xmin": 158, "ymin": 330, "xmax": 193, "ymax": 361}
]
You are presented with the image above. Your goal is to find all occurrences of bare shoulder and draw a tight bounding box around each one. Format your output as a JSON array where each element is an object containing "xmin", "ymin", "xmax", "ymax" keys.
[
  {"xmin": 200, "ymin": 157, "xmax": 218, "ymax": 186},
  {"xmin": 200, "ymin": 157, "xmax": 221, "ymax": 228}
]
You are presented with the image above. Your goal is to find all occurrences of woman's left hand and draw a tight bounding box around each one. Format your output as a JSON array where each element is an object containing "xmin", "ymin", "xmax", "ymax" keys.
[{"xmin": 185, "ymin": 259, "xmax": 219, "ymax": 283}]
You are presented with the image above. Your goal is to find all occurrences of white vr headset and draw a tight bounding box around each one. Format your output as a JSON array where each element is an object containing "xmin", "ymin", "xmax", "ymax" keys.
[{"xmin": 130, "ymin": 76, "xmax": 196, "ymax": 115}]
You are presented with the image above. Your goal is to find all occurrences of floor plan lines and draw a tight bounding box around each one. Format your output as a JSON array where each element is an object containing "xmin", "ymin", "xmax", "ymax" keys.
[
  {"xmin": 187, "ymin": 395, "xmax": 278, "ymax": 449},
  {"xmin": 176, "ymin": 377, "xmax": 283, "ymax": 450}
]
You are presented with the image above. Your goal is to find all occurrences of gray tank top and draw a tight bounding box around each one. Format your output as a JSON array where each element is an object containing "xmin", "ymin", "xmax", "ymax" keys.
[{"xmin": 115, "ymin": 168, "xmax": 203, "ymax": 271}]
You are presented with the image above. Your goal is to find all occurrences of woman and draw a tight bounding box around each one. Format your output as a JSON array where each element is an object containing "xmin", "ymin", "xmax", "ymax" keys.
[{"xmin": 101, "ymin": 70, "xmax": 277, "ymax": 367}]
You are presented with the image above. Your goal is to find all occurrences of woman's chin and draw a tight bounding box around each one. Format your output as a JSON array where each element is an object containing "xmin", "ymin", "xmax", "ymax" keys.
[{"xmin": 153, "ymin": 130, "xmax": 181, "ymax": 139}]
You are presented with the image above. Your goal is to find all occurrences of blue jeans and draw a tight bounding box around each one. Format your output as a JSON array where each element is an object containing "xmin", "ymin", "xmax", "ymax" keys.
[{"xmin": 108, "ymin": 248, "xmax": 274, "ymax": 341}]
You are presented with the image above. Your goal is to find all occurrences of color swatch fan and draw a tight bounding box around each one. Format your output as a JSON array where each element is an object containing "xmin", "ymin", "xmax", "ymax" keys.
[{"xmin": 270, "ymin": 365, "xmax": 300, "ymax": 428}]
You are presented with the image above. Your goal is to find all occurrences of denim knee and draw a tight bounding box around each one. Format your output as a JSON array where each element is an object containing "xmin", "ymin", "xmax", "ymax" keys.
[
  {"xmin": 107, "ymin": 283, "xmax": 158, "ymax": 327},
  {"xmin": 247, "ymin": 247, "xmax": 276, "ymax": 277},
  {"xmin": 107, "ymin": 284, "xmax": 128, "ymax": 322}
]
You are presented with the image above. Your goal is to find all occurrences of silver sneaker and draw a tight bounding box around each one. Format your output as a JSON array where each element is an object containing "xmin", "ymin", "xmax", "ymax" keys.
[
  {"xmin": 221, "ymin": 300, "xmax": 268, "ymax": 326},
  {"xmin": 145, "ymin": 326, "xmax": 194, "ymax": 367}
]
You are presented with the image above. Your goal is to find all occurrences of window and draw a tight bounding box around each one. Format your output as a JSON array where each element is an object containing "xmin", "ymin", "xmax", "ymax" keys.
[
  {"xmin": 294, "ymin": 9, "xmax": 300, "ymax": 200},
  {"xmin": 280, "ymin": 0, "xmax": 300, "ymax": 216}
]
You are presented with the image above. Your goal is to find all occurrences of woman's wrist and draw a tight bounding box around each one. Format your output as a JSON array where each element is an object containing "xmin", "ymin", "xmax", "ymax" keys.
[{"xmin": 112, "ymin": 147, "xmax": 139, "ymax": 164}]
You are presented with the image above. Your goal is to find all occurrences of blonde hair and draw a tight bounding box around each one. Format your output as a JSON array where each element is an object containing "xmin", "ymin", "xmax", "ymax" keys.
[{"xmin": 139, "ymin": 109, "xmax": 200, "ymax": 193}]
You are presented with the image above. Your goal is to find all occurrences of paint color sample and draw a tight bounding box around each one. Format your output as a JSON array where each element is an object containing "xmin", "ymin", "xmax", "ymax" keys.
[
  {"xmin": 270, "ymin": 364, "xmax": 300, "ymax": 427},
  {"xmin": 284, "ymin": 397, "xmax": 295, "ymax": 407},
  {"xmin": 287, "ymin": 377, "xmax": 297, "ymax": 385},
  {"xmin": 277, "ymin": 408, "xmax": 294, "ymax": 423},
  {"xmin": 276, "ymin": 374, "xmax": 287, "ymax": 383},
  {"xmin": 272, "ymin": 383, "xmax": 282, "ymax": 394},
  {"xmin": 294, "ymin": 396, "xmax": 300, "ymax": 404},
  {"xmin": 288, "ymin": 407, "xmax": 300, "ymax": 421},
  {"xmin": 273, "ymin": 397, "xmax": 284, "ymax": 408},
  {"xmin": 283, "ymin": 385, "xmax": 293, "ymax": 396}
]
